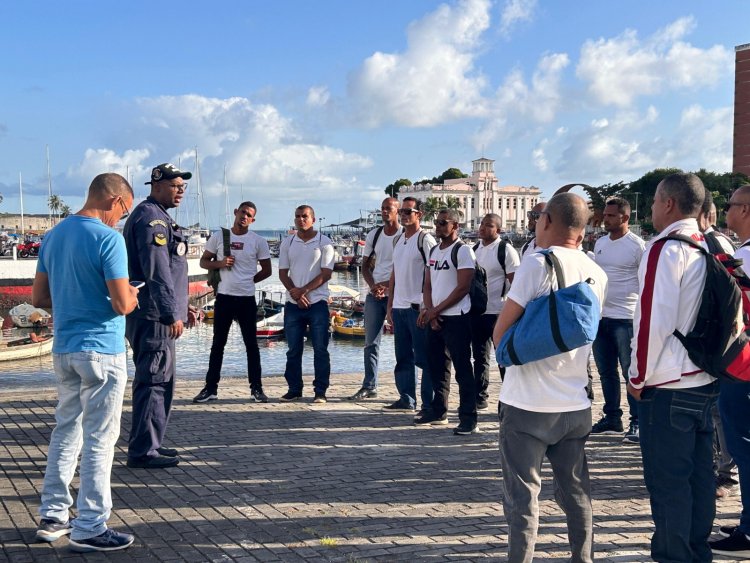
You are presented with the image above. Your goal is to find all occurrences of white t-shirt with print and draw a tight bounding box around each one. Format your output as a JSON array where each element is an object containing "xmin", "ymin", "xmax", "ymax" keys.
[
  {"xmin": 392, "ymin": 230, "xmax": 436, "ymax": 309},
  {"xmin": 499, "ymin": 246, "xmax": 608, "ymax": 413},
  {"xmin": 206, "ymin": 229, "xmax": 271, "ymax": 297},
  {"xmin": 593, "ymin": 231, "xmax": 645, "ymax": 319},
  {"xmin": 475, "ymin": 238, "xmax": 521, "ymax": 315},
  {"xmin": 427, "ymin": 240, "xmax": 476, "ymax": 316},
  {"xmin": 363, "ymin": 225, "xmax": 403, "ymax": 284},
  {"xmin": 278, "ymin": 232, "xmax": 335, "ymax": 305}
]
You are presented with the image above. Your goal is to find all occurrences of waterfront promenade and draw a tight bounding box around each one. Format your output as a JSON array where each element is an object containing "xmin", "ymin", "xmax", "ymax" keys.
[{"xmin": 0, "ymin": 372, "xmax": 742, "ymax": 562}]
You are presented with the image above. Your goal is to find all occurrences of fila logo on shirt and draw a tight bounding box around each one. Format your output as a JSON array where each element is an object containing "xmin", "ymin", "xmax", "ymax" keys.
[{"xmin": 429, "ymin": 259, "xmax": 451, "ymax": 271}]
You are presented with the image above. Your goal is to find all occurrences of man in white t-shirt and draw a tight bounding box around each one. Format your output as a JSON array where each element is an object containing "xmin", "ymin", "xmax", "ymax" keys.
[
  {"xmin": 416, "ymin": 208, "xmax": 478, "ymax": 435},
  {"xmin": 193, "ymin": 202, "xmax": 272, "ymax": 404},
  {"xmin": 627, "ymin": 173, "xmax": 717, "ymax": 563},
  {"xmin": 471, "ymin": 213, "xmax": 520, "ymax": 409},
  {"xmin": 386, "ymin": 197, "xmax": 436, "ymax": 412},
  {"xmin": 278, "ymin": 205, "xmax": 335, "ymax": 403},
  {"xmin": 709, "ymin": 184, "xmax": 750, "ymax": 558},
  {"xmin": 521, "ymin": 201, "xmax": 545, "ymax": 259},
  {"xmin": 348, "ymin": 197, "xmax": 402, "ymax": 401},
  {"xmin": 590, "ymin": 197, "xmax": 645, "ymax": 442},
  {"xmin": 493, "ymin": 193, "xmax": 607, "ymax": 563}
]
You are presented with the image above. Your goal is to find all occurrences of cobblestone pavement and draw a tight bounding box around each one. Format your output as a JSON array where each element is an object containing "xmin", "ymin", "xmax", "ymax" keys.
[{"xmin": 0, "ymin": 371, "xmax": 743, "ymax": 562}]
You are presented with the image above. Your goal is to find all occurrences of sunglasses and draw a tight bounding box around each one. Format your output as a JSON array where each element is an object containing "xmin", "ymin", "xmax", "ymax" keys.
[
  {"xmin": 527, "ymin": 211, "xmax": 541, "ymax": 220},
  {"xmin": 723, "ymin": 202, "xmax": 747, "ymax": 213},
  {"xmin": 435, "ymin": 219, "xmax": 455, "ymax": 227},
  {"xmin": 398, "ymin": 208, "xmax": 417, "ymax": 215},
  {"xmin": 118, "ymin": 197, "xmax": 130, "ymax": 220}
]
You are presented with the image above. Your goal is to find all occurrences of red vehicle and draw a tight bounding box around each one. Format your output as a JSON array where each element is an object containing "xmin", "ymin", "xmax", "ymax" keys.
[{"xmin": 17, "ymin": 240, "xmax": 40, "ymax": 258}]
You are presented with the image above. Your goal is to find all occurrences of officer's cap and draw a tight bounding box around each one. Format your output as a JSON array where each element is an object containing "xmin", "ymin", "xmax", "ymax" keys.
[{"xmin": 145, "ymin": 163, "xmax": 193, "ymax": 185}]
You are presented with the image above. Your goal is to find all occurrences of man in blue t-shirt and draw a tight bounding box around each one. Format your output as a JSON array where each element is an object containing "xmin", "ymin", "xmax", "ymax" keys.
[{"xmin": 32, "ymin": 173, "xmax": 139, "ymax": 553}]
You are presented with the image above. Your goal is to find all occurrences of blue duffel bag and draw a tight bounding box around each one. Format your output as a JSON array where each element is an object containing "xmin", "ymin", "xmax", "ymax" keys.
[{"xmin": 496, "ymin": 250, "xmax": 601, "ymax": 366}]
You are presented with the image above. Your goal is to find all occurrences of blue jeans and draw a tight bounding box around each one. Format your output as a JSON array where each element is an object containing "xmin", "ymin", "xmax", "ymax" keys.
[
  {"xmin": 283, "ymin": 301, "xmax": 330, "ymax": 395},
  {"xmin": 392, "ymin": 307, "xmax": 433, "ymax": 409},
  {"xmin": 638, "ymin": 382, "xmax": 718, "ymax": 563},
  {"xmin": 362, "ymin": 293, "xmax": 387, "ymax": 390},
  {"xmin": 40, "ymin": 351, "xmax": 128, "ymax": 540},
  {"xmin": 719, "ymin": 380, "xmax": 750, "ymax": 534},
  {"xmin": 592, "ymin": 318, "xmax": 637, "ymax": 422}
]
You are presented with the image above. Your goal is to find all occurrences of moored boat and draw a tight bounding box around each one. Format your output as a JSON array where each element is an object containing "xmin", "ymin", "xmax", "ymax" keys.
[{"xmin": 0, "ymin": 334, "xmax": 53, "ymax": 361}]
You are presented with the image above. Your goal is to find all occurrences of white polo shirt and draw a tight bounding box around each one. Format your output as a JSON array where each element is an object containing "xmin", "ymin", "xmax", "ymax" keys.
[{"xmin": 278, "ymin": 232, "xmax": 335, "ymax": 305}]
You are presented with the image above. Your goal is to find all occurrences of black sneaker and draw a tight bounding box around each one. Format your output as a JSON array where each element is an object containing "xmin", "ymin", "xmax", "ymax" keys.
[
  {"xmin": 36, "ymin": 518, "xmax": 72, "ymax": 542},
  {"xmin": 251, "ymin": 388, "xmax": 269, "ymax": 403},
  {"xmin": 476, "ymin": 399, "xmax": 489, "ymax": 411},
  {"xmin": 719, "ymin": 525, "xmax": 739, "ymax": 538},
  {"xmin": 383, "ymin": 400, "xmax": 415, "ymax": 412},
  {"xmin": 623, "ymin": 422, "xmax": 639, "ymax": 443},
  {"xmin": 453, "ymin": 423, "xmax": 480, "ymax": 435},
  {"xmin": 590, "ymin": 417, "xmax": 624, "ymax": 435},
  {"xmin": 192, "ymin": 388, "xmax": 217, "ymax": 403},
  {"xmin": 157, "ymin": 446, "xmax": 178, "ymax": 457},
  {"xmin": 126, "ymin": 455, "xmax": 180, "ymax": 469},
  {"xmin": 414, "ymin": 412, "xmax": 448, "ymax": 425},
  {"xmin": 710, "ymin": 529, "xmax": 750, "ymax": 558},
  {"xmin": 312, "ymin": 393, "xmax": 327, "ymax": 404},
  {"xmin": 68, "ymin": 528, "xmax": 135, "ymax": 552},
  {"xmin": 347, "ymin": 387, "xmax": 378, "ymax": 400},
  {"xmin": 280, "ymin": 391, "xmax": 302, "ymax": 402}
]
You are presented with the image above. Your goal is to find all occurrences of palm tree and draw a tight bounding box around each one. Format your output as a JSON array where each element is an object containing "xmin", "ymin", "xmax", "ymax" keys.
[
  {"xmin": 422, "ymin": 197, "xmax": 444, "ymax": 223},
  {"xmin": 443, "ymin": 195, "xmax": 465, "ymax": 219},
  {"xmin": 0, "ymin": 193, "xmax": 3, "ymax": 207},
  {"xmin": 60, "ymin": 204, "xmax": 72, "ymax": 218},
  {"xmin": 48, "ymin": 195, "xmax": 62, "ymax": 225}
]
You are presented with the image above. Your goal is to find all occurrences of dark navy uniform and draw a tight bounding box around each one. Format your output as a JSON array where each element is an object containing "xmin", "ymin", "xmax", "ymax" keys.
[{"xmin": 123, "ymin": 196, "xmax": 188, "ymax": 461}]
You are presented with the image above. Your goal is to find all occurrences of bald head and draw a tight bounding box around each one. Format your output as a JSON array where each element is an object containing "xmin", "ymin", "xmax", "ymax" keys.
[
  {"xmin": 536, "ymin": 193, "xmax": 590, "ymax": 249},
  {"xmin": 88, "ymin": 173, "xmax": 133, "ymax": 202},
  {"xmin": 725, "ymin": 184, "xmax": 750, "ymax": 240}
]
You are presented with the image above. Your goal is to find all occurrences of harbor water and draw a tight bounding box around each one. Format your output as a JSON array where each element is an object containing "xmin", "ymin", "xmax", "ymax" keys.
[{"xmin": 1, "ymin": 258, "xmax": 396, "ymax": 388}]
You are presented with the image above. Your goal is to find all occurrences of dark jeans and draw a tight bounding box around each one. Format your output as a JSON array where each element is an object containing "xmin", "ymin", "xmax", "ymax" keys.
[
  {"xmin": 283, "ymin": 301, "xmax": 330, "ymax": 395},
  {"xmin": 719, "ymin": 380, "xmax": 750, "ymax": 534},
  {"xmin": 126, "ymin": 317, "xmax": 175, "ymax": 461},
  {"xmin": 427, "ymin": 314, "xmax": 476, "ymax": 425},
  {"xmin": 362, "ymin": 293, "xmax": 388, "ymax": 390},
  {"xmin": 592, "ymin": 318, "xmax": 637, "ymax": 422},
  {"xmin": 638, "ymin": 382, "xmax": 718, "ymax": 563},
  {"xmin": 499, "ymin": 403, "xmax": 593, "ymax": 563},
  {"xmin": 392, "ymin": 307, "xmax": 434, "ymax": 409},
  {"xmin": 470, "ymin": 312, "xmax": 497, "ymax": 402},
  {"xmin": 204, "ymin": 294, "xmax": 262, "ymax": 393}
]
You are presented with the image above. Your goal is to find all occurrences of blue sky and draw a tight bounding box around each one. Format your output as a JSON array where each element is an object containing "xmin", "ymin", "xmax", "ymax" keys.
[{"xmin": 0, "ymin": 0, "xmax": 746, "ymax": 229}]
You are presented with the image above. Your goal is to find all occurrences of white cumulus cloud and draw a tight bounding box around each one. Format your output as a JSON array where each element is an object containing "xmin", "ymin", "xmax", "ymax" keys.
[
  {"xmin": 348, "ymin": 0, "xmax": 491, "ymax": 127},
  {"xmin": 576, "ymin": 16, "xmax": 732, "ymax": 107},
  {"xmin": 500, "ymin": 0, "xmax": 538, "ymax": 36}
]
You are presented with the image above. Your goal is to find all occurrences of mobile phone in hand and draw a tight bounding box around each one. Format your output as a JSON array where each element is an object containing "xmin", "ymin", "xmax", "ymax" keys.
[{"xmin": 130, "ymin": 281, "xmax": 145, "ymax": 289}]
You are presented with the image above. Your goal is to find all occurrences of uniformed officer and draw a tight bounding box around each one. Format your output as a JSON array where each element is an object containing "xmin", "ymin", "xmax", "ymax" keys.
[{"xmin": 124, "ymin": 163, "xmax": 192, "ymax": 469}]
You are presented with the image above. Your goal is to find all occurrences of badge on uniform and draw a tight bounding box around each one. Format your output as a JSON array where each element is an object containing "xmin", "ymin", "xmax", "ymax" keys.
[
  {"xmin": 176, "ymin": 242, "xmax": 187, "ymax": 256},
  {"xmin": 154, "ymin": 233, "xmax": 167, "ymax": 246}
]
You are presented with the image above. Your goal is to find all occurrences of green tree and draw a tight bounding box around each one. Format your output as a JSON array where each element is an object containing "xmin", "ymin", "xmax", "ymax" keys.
[
  {"xmin": 624, "ymin": 168, "xmax": 682, "ymax": 225},
  {"xmin": 48, "ymin": 194, "xmax": 62, "ymax": 224},
  {"xmin": 384, "ymin": 178, "xmax": 412, "ymax": 197},
  {"xmin": 0, "ymin": 193, "xmax": 3, "ymax": 207},
  {"xmin": 582, "ymin": 182, "xmax": 627, "ymax": 217},
  {"xmin": 437, "ymin": 168, "xmax": 467, "ymax": 182},
  {"xmin": 422, "ymin": 196, "xmax": 444, "ymax": 223},
  {"xmin": 60, "ymin": 203, "xmax": 72, "ymax": 218},
  {"xmin": 443, "ymin": 195, "xmax": 465, "ymax": 219}
]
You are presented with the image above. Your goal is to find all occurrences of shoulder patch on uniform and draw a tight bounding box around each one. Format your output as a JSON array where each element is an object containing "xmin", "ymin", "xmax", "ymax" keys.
[
  {"xmin": 149, "ymin": 219, "xmax": 169, "ymax": 228},
  {"xmin": 154, "ymin": 233, "xmax": 167, "ymax": 246}
]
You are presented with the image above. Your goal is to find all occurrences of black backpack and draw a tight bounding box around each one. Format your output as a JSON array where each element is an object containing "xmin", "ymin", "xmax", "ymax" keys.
[
  {"xmin": 429, "ymin": 241, "xmax": 487, "ymax": 315},
  {"xmin": 659, "ymin": 234, "xmax": 750, "ymax": 382},
  {"xmin": 473, "ymin": 239, "xmax": 509, "ymax": 297}
]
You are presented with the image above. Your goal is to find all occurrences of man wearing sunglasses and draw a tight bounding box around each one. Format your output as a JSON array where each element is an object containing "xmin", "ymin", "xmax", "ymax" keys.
[
  {"xmin": 348, "ymin": 197, "xmax": 402, "ymax": 401},
  {"xmin": 417, "ymin": 208, "xmax": 478, "ymax": 435},
  {"xmin": 386, "ymin": 197, "xmax": 436, "ymax": 413},
  {"xmin": 123, "ymin": 163, "xmax": 193, "ymax": 470},
  {"xmin": 521, "ymin": 202, "xmax": 546, "ymax": 259}
]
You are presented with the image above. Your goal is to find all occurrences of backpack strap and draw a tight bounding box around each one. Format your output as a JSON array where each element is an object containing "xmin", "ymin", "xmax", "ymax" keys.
[
  {"xmin": 221, "ymin": 228, "xmax": 231, "ymax": 269},
  {"xmin": 417, "ymin": 231, "xmax": 427, "ymax": 265},
  {"xmin": 450, "ymin": 240, "xmax": 464, "ymax": 269},
  {"xmin": 498, "ymin": 240, "xmax": 507, "ymax": 273},
  {"xmin": 367, "ymin": 226, "xmax": 384, "ymax": 261},
  {"xmin": 704, "ymin": 231, "xmax": 724, "ymax": 255},
  {"xmin": 393, "ymin": 232, "xmax": 402, "ymax": 247},
  {"xmin": 542, "ymin": 251, "xmax": 570, "ymax": 353}
]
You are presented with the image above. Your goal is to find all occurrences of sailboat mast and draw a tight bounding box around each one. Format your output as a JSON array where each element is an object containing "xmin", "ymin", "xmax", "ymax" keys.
[
  {"xmin": 46, "ymin": 145, "xmax": 52, "ymax": 227},
  {"xmin": 19, "ymin": 172, "xmax": 25, "ymax": 237},
  {"xmin": 223, "ymin": 164, "xmax": 229, "ymax": 227}
]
